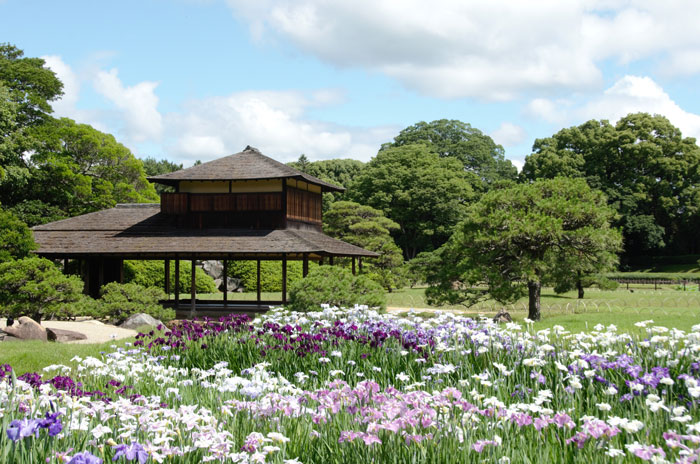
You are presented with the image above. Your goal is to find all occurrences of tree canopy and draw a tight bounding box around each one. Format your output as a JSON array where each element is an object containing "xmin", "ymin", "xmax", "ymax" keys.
[
  {"xmin": 0, "ymin": 207, "xmax": 36, "ymax": 262},
  {"xmin": 522, "ymin": 113, "xmax": 700, "ymax": 258},
  {"xmin": 324, "ymin": 201, "xmax": 405, "ymax": 291},
  {"xmin": 351, "ymin": 143, "xmax": 478, "ymax": 259},
  {"xmin": 426, "ymin": 178, "xmax": 622, "ymax": 320},
  {"xmin": 384, "ymin": 119, "xmax": 518, "ymax": 184}
]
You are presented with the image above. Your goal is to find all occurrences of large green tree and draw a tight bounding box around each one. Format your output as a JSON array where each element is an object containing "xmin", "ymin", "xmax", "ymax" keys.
[
  {"xmin": 384, "ymin": 119, "xmax": 518, "ymax": 184},
  {"xmin": 324, "ymin": 201, "xmax": 405, "ymax": 291},
  {"xmin": 9, "ymin": 118, "xmax": 158, "ymax": 218},
  {"xmin": 141, "ymin": 157, "xmax": 183, "ymax": 194},
  {"xmin": 426, "ymin": 178, "xmax": 622, "ymax": 321},
  {"xmin": 522, "ymin": 113, "xmax": 700, "ymax": 257},
  {"xmin": 0, "ymin": 43, "xmax": 63, "ymax": 127},
  {"xmin": 351, "ymin": 144, "xmax": 478, "ymax": 259}
]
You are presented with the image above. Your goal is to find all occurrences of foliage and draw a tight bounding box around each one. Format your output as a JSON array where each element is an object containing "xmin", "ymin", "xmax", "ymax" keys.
[
  {"xmin": 0, "ymin": 257, "xmax": 84, "ymax": 321},
  {"xmin": 426, "ymin": 178, "xmax": 622, "ymax": 320},
  {"xmin": 226, "ymin": 260, "xmax": 316, "ymax": 292},
  {"xmin": 351, "ymin": 144, "xmax": 478, "ymax": 259},
  {"xmin": 124, "ymin": 260, "xmax": 217, "ymax": 295},
  {"xmin": 97, "ymin": 282, "xmax": 172, "ymax": 324},
  {"xmin": 406, "ymin": 250, "xmax": 442, "ymax": 287},
  {"xmin": 141, "ymin": 157, "xmax": 183, "ymax": 193},
  {"xmin": 605, "ymin": 272, "xmax": 700, "ymax": 282},
  {"xmin": 0, "ymin": 43, "xmax": 63, "ymax": 127},
  {"xmin": 0, "ymin": 207, "xmax": 36, "ymax": 262},
  {"xmin": 324, "ymin": 201, "xmax": 405, "ymax": 291},
  {"xmin": 383, "ymin": 119, "xmax": 518, "ymax": 184},
  {"xmin": 7, "ymin": 199, "xmax": 66, "ymax": 226},
  {"xmin": 522, "ymin": 113, "xmax": 700, "ymax": 258},
  {"xmin": 287, "ymin": 266, "xmax": 386, "ymax": 311}
]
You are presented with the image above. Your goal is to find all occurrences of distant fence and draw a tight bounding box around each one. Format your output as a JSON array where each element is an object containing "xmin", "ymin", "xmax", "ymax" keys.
[{"xmin": 609, "ymin": 277, "xmax": 700, "ymax": 291}]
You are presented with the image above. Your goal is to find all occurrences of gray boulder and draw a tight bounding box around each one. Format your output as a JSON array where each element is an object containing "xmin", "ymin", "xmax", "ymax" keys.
[
  {"xmin": 201, "ymin": 260, "xmax": 224, "ymax": 280},
  {"xmin": 215, "ymin": 276, "xmax": 244, "ymax": 293},
  {"xmin": 46, "ymin": 328, "xmax": 88, "ymax": 342},
  {"xmin": 120, "ymin": 313, "xmax": 163, "ymax": 330},
  {"xmin": 1, "ymin": 316, "xmax": 47, "ymax": 341}
]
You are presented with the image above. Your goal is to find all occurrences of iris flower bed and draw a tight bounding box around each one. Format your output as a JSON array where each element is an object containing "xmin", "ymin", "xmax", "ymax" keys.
[{"xmin": 1, "ymin": 306, "xmax": 700, "ymax": 463}]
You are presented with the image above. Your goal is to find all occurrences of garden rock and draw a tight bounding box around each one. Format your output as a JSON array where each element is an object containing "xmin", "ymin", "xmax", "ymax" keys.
[
  {"xmin": 1, "ymin": 316, "xmax": 48, "ymax": 341},
  {"xmin": 46, "ymin": 327, "xmax": 88, "ymax": 342},
  {"xmin": 215, "ymin": 276, "xmax": 244, "ymax": 293},
  {"xmin": 120, "ymin": 313, "xmax": 163, "ymax": 330},
  {"xmin": 492, "ymin": 310, "xmax": 513, "ymax": 323},
  {"xmin": 201, "ymin": 260, "xmax": 224, "ymax": 280}
]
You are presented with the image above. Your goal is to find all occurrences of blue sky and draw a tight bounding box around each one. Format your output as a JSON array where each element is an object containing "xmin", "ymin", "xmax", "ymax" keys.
[{"xmin": 3, "ymin": 0, "xmax": 700, "ymax": 170}]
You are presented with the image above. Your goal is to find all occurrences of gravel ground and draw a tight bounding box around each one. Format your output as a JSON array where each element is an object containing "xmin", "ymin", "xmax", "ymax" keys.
[{"xmin": 0, "ymin": 318, "xmax": 138, "ymax": 344}]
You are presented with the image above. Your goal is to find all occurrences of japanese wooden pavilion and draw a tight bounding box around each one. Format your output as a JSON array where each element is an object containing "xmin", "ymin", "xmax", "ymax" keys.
[{"xmin": 32, "ymin": 146, "xmax": 378, "ymax": 316}]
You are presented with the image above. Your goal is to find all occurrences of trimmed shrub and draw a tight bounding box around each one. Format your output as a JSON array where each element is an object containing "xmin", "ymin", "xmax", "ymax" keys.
[
  {"xmin": 287, "ymin": 266, "xmax": 385, "ymax": 312},
  {"xmin": 97, "ymin": 282, "xmax": 173, "ymax": 324},
  {"xmin": 124, "ymin": 260, "xmax": 217, "ymax": 294},
  {"xmin": 227, "ymin": 260, "xmax": 317, "ymax": 292},
  {"xmin": 0, "ymin": 257, "xmax": 84, "ymax": 321}
]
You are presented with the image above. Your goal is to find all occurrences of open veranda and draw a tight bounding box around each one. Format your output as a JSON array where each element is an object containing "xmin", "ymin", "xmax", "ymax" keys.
[{"xmin": 2, "ymin": 306, "xmax": 699, "ymax": 463}]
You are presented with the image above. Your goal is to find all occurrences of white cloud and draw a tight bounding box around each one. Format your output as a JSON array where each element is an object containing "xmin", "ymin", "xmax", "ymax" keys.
[
  {"xmin": 226, "ymin": 0, "xmax": 700, "ymax": 100},
  {"xmin": 42, "ymin": 55, "xmax": 80, "ymax": 116},
  {"xmin": 579, "ymin": 75, "xmax": 700, "ymax": 139},
  {"xmin": 529, "ymin": 75, "xmax": 700, "ymax": 140},
  {"xmin": 93, "ymin": 68, "xmax": 163, "ymax": 142},
  {"xmin": 166, "ymin": 90, "xmax": 394, "ymax": 165},
  {"xmin": 490, "ymin": 122, "xmax": 526, "ymax": 147}
]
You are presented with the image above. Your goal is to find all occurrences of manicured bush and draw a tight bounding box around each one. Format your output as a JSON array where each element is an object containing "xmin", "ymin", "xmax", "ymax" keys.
[
  {"xmin": 97, "ymin": 282, "xmax": 173, "ymax": 324},
  {"xmin": 0, "ymin": 257, "xmax": 84, "ymax": 321},
  {"xmin": 227, "ymin": 260, "xmax": 317, "ymax": 292},
  {"xmin": 124, "ymin": 260, "xmax": 217, "ymax": 294},
  {"xmin": 287, "ymin": 266, "xmax": 385, "ymax": 312}
]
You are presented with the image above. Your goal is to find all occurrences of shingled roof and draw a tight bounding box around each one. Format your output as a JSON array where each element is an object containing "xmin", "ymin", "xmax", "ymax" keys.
[
  {"xmin": 148, "ymin": 146, "xmax": 345, "ymax": 192},
  {"xmin": 33, "ymin": 204, "xmax": 378, "ymax": 259}
]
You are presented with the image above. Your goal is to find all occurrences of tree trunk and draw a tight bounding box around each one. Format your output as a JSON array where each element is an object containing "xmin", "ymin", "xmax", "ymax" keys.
[
  {"xmin": 577, "ymin": 279, "xmax": 584, "ymax": 299},
  {"xmin": 527, "ymin": 280, "xmax": 541, "ymax": 321}
]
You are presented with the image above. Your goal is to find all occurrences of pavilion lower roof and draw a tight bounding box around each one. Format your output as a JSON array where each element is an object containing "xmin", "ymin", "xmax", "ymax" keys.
[{"xmin": 32, "ymin": 204, "xmax": 378, "ymax": 259}]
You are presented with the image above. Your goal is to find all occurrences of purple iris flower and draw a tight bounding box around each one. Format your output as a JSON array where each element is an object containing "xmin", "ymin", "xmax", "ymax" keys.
[
  {"xmin": 39, "ymin": 411, "xmax": 63, "ymax": 437},
  {"xmin": 69, "ymin": 451, "xmax": 104, "ymax": 464},
  {"xmin": 6, "ymin": 418, "xmax": 40, "ymax": 441},
  {"xmin": 112, "ymin": 442, "xmax": 148, "ymax": 463}
]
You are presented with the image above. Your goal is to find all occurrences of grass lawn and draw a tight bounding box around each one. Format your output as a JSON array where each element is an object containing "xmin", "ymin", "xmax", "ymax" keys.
[
  {"xmin": 385, "ymin": 285, "xmax": 700, "ymax": 334},
  {"xmin": 1, "ymin": 337, "xmax": 136, "ymax": 375}
]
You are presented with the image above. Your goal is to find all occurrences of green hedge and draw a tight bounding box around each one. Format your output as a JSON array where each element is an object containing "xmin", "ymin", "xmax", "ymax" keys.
[
  {"xmin": 627, "ymin": 254, "xmax": 700, "ymax": 266},
  {"xmin": 226, "ymin": 260, "xmax": 318, "ymax": 292},
  {"xmin": 96, "ymin": 282, "xmax": 173, "ymax": 324},
  {"xmin": 287, "ymin": 266, "xmax": 385, "ymax": 312},
  {"xmin": 124, "ymin": 260, "xmax": 218, "ymax": 294}
]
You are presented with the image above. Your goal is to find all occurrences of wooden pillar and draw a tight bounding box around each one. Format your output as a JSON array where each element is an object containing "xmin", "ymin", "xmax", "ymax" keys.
[
  {"xmin": 223, "ymin": 259, "xmax": 228, "ymax": 307},
  {"xmin": 190, "ymin": 259, "xmax": 197, "ymax": 318},
  {"xmin": 358, "ymin": 257, "xmax": 363, "ymax": 274},
  {"xmin": 319, "ymin": 256, "xmax": 324, "ymax": 266},
  {"xmin": 256, "ymin": 259, "xmax": 261, "ymax": 303},
  {"xmin": 303, "ymin": 254, "xmax": 309, "ymax": 277},
  {"xmin": 118, "ymin": 259, "xmax": 124, "ymax": 284},
  {"xmin": 352, "ymin": 257, "xmax": 356, "ymax": 275},
  {"xmin": 329, "ymin": 256, "xmax": 334, "ymax": 266},
  {"xmin": 174, "ymin": 259, "xmax": 180, "ymax": 309},
  {"xmin": 282, "ymin": 254, "xmax": 287, "ymax": 304},
  {"xmin": 64, "ymin": 259, "xmax": 69, "ymax": 272},
  {"xmin": 164, "ymin": 259, "xmax": 171, "ymax": 298}
]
